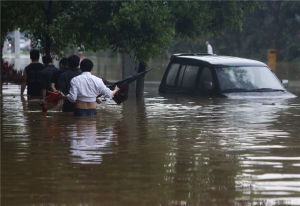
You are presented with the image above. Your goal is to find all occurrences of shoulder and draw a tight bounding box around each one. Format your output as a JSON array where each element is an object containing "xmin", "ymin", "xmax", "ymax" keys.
[
  {"xmin": 91, "ymin": 74, "xmax": 103, "ymax": 82},
  {"xmin": 75, "ymin": 68, "xmax": 82, "ymax": 75},
  {"xmin": 25, "ymin": 63, "xmax": 33, "ymax": 70},
  {"xmin": 70, "ymin": 75, "xmax": 81, "ymax": 84},
  {"xmin": 62, "ymin": 69, "xmax": 73, "ymax": 75},
  {"xmin": 72, "ymin": 72, "xmax": 84, "ymax": 80},
  {"xmin": 35, "ymin": 63, "xmax": 44, "ymax": 70},
  {"xmin": 59, "ymin": 70, "xmax": 69, "ymax": 79}
]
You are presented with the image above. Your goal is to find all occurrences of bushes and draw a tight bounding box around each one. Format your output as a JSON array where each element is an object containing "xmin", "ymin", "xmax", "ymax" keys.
[{"xmin": 1, "ymin": 59, "xmax": 23, "ymax": 84}]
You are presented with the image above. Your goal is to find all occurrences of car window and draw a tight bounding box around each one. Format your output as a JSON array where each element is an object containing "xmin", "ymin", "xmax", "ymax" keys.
[
  {"xmin": 181, "ymin": 65, "xmax": 199, "ymax": 89},
  {"xmin": 216, "ymin": 66, "xmax": 284, "ymax": 91},
  {"xmin": 177, "ymin": 65, "xmax": 186, "ymax": 86},
  {"xmin": 197, "ymin": 67, "xmax": 213, "ymax": 93},
  {"xmin": 165, "ymin": 63, "xmax": 180, "ymax": 86}
]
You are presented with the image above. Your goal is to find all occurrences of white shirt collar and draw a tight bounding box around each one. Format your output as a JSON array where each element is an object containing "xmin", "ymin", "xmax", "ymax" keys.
[{"xmin": 81, "ymin": 71, "xmax": 91, "ymax": 76}]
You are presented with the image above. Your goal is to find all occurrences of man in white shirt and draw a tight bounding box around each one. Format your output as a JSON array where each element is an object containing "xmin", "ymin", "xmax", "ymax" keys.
[
  {"xmin": 205, "ymin": 41, "xmax": 213, "ymax": 55},
  {"xmin": 60, "ymin": 59, "xmax": 119, "ymax": 116}
]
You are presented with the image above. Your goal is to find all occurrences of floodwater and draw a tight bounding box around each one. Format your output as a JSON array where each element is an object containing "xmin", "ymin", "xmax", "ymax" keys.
[{"xmin": 1, "ymin": 83, "xmax": 300, "ymax": 206}]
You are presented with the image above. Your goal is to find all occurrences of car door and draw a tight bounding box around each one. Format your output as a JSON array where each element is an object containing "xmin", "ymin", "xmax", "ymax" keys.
[
  {"xmin": 195, "ymin": 66, "xmax": 215, "ymax": 96},
  {"xmin": 176, "ymin": 64, "xmax": 200, "ymax": 94}
]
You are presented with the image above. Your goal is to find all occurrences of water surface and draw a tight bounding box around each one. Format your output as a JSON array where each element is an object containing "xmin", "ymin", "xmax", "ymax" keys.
[{"xmin": 2, "ymin": 83, "xmax": 300, "ymax": 206}]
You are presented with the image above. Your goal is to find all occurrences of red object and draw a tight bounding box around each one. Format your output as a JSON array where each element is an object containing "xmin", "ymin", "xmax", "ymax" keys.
[
  {"xmin": 42, "ymin": 104, "xmax": 47, "ymax": 112},
  {"xmin": 46, "ymin": 91, "xmax": 60, "ymax": 103},
  {"xmin": 1, "ymin": 59, "xmax": 23, "ymax": 84}
]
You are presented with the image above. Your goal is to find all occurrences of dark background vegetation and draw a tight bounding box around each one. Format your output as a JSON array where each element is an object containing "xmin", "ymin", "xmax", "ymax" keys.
[
  {"xmin": 169, "ymin": 1, "xmax": 300, "ymax": 63},
  {"xmin": 1, "ymin": 1, "xmax": 300, "ymax": 94}
]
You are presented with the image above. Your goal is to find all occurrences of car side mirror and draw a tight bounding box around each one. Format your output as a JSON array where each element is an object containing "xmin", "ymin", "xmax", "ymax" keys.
[
  {"xmin": 204, "ymin": 81, "xmax": 213, "ymax": 90},
  {"xmin": 282, "ymin": 79, "xmax": 289, "ymax": 88}
]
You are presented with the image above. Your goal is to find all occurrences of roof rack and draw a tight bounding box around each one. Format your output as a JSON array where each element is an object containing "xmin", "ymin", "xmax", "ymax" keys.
[
  {"xmin": 171, "ymin": 53, "xmax": 215, "ymax": 60},
  {"xmin": 172, "ymin": 53, "xmax": 215, "ymax": 56}
]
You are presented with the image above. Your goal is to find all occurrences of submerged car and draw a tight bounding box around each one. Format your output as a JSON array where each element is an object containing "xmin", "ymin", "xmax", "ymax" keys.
[{"xmin": 159, "ymin": 54, "xmax": 296, "ymax": 99}]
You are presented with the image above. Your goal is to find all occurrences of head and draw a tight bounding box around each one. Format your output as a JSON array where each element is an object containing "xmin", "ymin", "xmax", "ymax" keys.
[
  {"xmin": 80, "ymin": 59, "xmax": 93, "ymax": 72},
  {"xmin": 42, "ymin": 55, "xmax": 53, "ymax": 65},
  {"xmin": 59, "ymin": 57, "xmax": 68, "ymax": 69},
  {"xmin": 67, "ymin": 55, "xmax": 80, "ymax": 69},
  {"xmin": 205, "ymin": 41, "xmax": 209, "ymax": 46},
  {"xmin": 30, "ymin": 49, "xmax": 40, "ymax": 61}
]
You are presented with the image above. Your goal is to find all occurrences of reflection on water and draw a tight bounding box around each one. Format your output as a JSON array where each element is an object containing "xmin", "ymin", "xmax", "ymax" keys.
[
  {"xmin": 69, "ymin": 119, "xmax": 114, "ymax": 165},
  {"xmin": 2, "ymin": 83, "xmax": 300, "ymax": 205}
]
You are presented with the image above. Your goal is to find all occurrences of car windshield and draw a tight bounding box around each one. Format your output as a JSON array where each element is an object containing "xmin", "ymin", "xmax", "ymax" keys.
[{"xmin": 216, "ymin": 66, "xmax": 285, "ymax": 92}]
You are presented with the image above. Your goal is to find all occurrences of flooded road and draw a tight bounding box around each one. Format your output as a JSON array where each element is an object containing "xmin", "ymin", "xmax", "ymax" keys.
[{"xmin": 2, "ymin": 83, "xmax": 300, "ymax": 206}]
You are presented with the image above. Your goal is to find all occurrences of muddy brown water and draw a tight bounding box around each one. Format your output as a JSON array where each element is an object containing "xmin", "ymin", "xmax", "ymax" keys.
[{"xmin": 1, "ymin": 83, "xmax": 300, "ymax": 206}]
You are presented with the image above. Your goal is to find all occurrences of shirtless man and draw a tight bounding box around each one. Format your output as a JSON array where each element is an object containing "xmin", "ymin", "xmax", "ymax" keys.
[{"xmin": 60, "ymin": 58, "xmax": 119, "ymax": 116}]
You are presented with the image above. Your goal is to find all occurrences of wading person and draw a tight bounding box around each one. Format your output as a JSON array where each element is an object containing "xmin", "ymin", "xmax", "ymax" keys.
[
  {"xmin": 57, "ymin": 55, "xmax": 82, "ymax": 112},
  {"xmin": 51, "ymin": 57, "xmax": 68, "ymax": 92},
  {"xmin": 21, "ymin": 49, "xmax": 44, "ymax": 97},
  {"xmin": 59, "ymin": 58, "xmax": 120, "ymax": 116},
  {"xmin": 39, "ymin": 55, "xmax": 58, "ymax": 104}
]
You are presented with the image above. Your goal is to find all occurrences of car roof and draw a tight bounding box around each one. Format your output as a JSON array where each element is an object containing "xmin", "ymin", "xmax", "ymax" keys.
[{"xmin": 172, "ymin": 54, "xmax": 267, "ymax": 67}]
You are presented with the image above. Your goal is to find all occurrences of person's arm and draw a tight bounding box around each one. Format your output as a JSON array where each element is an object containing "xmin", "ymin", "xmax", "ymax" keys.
[
  {"xmin": 65, "ymin": 79, "xmax": 78, "ymax": 103},
  {"xmin": 41, "ymin": 89, "xmax": 47, "ymax": 103},
  {"xmin": 50, "ymin": 71, "xmax": 59, "ymax": 92},
  {"xmin": 56, "ymin": 74, "xmax": 66, "ymax": 94},
  {"xmin": 112, "ymin": 86, "xmax": 120, "ymax": 96},
  {"xmin": 98, "ymin": 79, "xmax": 120, "ymax": 99},
  {"xmin": 21, "ymin": 69, "xmax": 27, "ymax": 96},
  {"xmin": 50, "ymin": 82, "xmax": 57, "ymax": 93},
  {"xmin": 96, "ymin": 97, "xmax": 102, "ymax": 104}
]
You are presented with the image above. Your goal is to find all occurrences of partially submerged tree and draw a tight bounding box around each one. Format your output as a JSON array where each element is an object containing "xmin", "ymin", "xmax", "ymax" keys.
[{"xmin": 107, "ymin": 1, "xmax": 175, "ymax": 97}]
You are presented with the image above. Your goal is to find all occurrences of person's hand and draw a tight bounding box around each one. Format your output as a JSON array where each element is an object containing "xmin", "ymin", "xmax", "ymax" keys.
[
  {"xmin": 112, "ymin": 86, "xmax": 120, "ymax": 96},
  {"xmin": 40, "ymin": 98, "xmax": 47, "ymax": 106},
  {"xmin": 114, "ymin": 85, "xmax": 120, "ymax": 93},
  {"xmin": 57, "ymin": 91, "xmax": 66, "ymax": 99},
  {"xmin": 96, "ymin": 98, "xmax": 102, "ymax": 104}
]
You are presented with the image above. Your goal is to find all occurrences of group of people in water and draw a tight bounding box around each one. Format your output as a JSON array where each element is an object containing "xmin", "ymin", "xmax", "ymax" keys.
[{"xmin": 21, "ymin": 49, "xmax": 120, "ymax": 116}]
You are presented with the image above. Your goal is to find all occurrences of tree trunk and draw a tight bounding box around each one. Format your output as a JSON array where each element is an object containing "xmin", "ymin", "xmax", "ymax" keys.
[
  {"xmin": 42, "ymin": 0, "xmax": 53, "ymax": 56},
  {"xmin": 235, "ymin": 29, "xmax": 241, "ymax": 57},
  {"xmin": 1, "ymin": 42, "xmax": 3, "ymax": 61},
  {"xmin": 45, "ymin": 35, "xmax": 52, "ymax": 56},
  {"xmin": 1, "ymin": 43, "xmax": 3, "ymax": 93},
  {"xmin": 136, "ymin": 62, "xmax": 146, "ymax": 98},
  {"xmin": 122, "ymin": 52, "xmax": 138, "ymax": 99}
]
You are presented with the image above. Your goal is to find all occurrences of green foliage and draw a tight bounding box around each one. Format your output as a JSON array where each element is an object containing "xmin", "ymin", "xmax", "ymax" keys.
[
  {"xmin": 169, "ymin": 1, "xmax": 256, "ymax": 39},
  {"xmin": 23, "ymin": 1, "xmax": 75, "ymax": 56},
  {"xmin": 1, "ymin": 0, "xmax": 255, "ymax": 63},
  {"xmin": 214, "ymin": 1, "xmax": 300, "ymax": 62},
  {"xmin": 1, "ymin": 1, "xmax": 24, "ymax": 44},
  {"xmin": 65, "ymin": 1, "xmax": 120, "ymax": 52},
  {"xmin": 107, "ymin": 1, "xmax": 174, "ymax": 64},
  {"xmin": 1, "ymin": 1, "xmax": 75, "ymax": 56}
]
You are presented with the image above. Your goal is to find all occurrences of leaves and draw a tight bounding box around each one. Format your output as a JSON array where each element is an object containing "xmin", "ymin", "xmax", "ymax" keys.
[{"xmin": 2, "ymin": 0, "xmax": 255, "ymax": 62}]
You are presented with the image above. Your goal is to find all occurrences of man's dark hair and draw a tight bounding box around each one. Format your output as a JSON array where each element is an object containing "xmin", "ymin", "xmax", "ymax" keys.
[
  {"xmin": 30, "ymin": 49, "xmax": 40, "ymax": 61},
  {"xmin": 59, "ymin": 57, "xmax": 68, "ymax": 69},
  {"xmin": 68, "ymin": 55, "xmax": 80, "ymax": 69},
  {"xmin": 80, "ymin": 59, "xmax": 93, "ymax": 72},
  {"xmin": 42, "ymin": 55, "xmax": 53, "ymax": 65}
]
